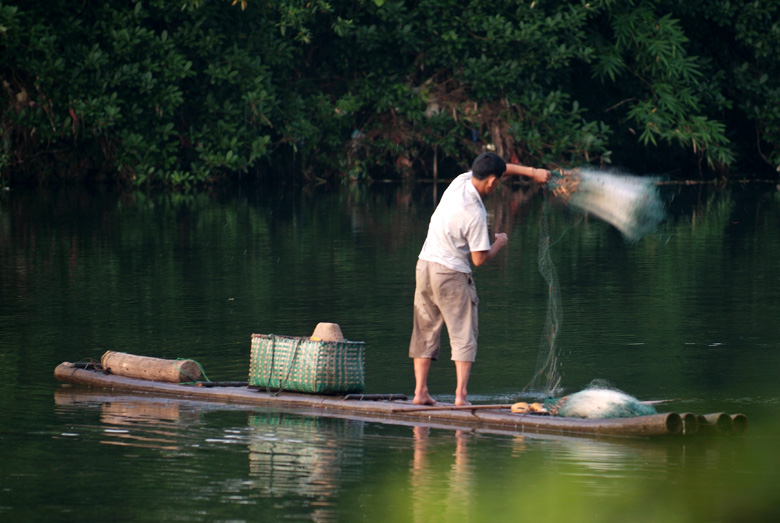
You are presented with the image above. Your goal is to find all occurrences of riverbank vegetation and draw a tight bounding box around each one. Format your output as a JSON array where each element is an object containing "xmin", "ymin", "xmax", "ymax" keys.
[{"xmin": 1, "ymin": 0, "xmax": 779, "ymax": 189}]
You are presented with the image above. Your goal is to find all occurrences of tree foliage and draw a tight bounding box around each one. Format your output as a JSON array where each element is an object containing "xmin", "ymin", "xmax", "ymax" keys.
[{"xmin": 0, "ymin": 0, "xmax": 777, "ymax": 188}]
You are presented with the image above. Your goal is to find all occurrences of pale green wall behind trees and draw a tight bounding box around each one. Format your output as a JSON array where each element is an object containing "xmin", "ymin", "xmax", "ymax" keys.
[{"xmin": 1, "ymin": 0, "xmax": 778, "ymax": 188}]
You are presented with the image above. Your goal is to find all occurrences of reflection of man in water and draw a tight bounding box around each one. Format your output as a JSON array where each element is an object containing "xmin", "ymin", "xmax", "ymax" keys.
[
  {"xmin": 411, "ymin": 427, "xmax": 472, "ymax": 523},
  {"xmin": 409, "ymin": 152, "xmax": 549, "ymax": 405}
]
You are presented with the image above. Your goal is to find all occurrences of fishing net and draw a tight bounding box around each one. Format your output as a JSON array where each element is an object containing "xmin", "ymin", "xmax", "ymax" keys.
[
  {"xmin": 522, "ymin": 169, "xmax": 666, "ymax": 402},
  {"xmin": 522, "ymin": 196, "xmax": 564, "ymax": 397},
  {"xmin": 544, "ymin": 380, "xmax": 657, "ymax": 419},
  {"xmin": 547, "ymin": 168, "xmax": 666, "ymax": 242}
]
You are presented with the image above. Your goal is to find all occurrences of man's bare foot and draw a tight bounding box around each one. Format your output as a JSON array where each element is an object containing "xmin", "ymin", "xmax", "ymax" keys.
[
  {"xmin": 454, "ymin": 398, "xmax": 472, "ymax": 407},
  {"xmin": 413, "ymin": 393, "xmax": 437, "ymax": 406}
]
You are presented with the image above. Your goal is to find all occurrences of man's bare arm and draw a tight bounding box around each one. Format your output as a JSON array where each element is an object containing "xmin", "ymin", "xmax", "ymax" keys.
[
  {"xmin": 504, "ymin": 164, "xmax": 551, "ymax": 184},
  {"xmin": 471, "ymin": 233, "xmax": 508, "ymax": 267}
]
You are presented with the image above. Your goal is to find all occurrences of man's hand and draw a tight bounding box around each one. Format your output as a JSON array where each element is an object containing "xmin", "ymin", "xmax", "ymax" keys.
[
  {"xmin": 494, "ymin": 232, "xmax": 508, "ymax": 249},
  {"xmin": 535, "ymin": 170, "xmax": 552, "ymax": 184}
]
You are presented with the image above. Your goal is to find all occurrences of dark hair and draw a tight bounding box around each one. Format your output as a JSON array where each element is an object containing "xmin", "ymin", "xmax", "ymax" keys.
[{"xmin": 471, "ymin": 152, "xmax": 506, "ymax": 180}]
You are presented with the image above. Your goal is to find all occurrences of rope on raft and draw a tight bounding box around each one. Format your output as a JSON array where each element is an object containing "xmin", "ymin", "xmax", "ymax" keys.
[{"xmin": 176, "ymin": 357, "xmax": 211, "ymax": 384}]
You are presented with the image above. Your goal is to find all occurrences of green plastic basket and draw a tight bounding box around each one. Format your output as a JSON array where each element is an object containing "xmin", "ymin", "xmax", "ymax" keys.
[{"xmin": 249, "ymin": 333, "xmax": 365, "ymax": 394}]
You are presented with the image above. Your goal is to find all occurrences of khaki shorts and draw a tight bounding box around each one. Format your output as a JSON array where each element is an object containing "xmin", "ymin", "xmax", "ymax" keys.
[{"xmin": 409, "ymin": 259, "xmax": 479, "ymax": 362}]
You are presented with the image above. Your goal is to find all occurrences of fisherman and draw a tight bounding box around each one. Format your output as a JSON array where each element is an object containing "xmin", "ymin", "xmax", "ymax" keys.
[{"xmin": 409, "ymin": 152, "xmax": 550, "ymax": 406}]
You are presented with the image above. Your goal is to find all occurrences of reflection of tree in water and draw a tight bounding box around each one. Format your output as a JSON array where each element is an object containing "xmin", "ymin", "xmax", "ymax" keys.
[{"xmin": 247, "ymin": 412, "xmax": 364, "ymax": 522}]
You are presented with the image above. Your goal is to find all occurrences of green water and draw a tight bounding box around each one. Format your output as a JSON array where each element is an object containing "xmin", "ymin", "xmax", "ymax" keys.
[{"xmin": 1, "ymin": 181, "xmax": 779, "ymax": 522}]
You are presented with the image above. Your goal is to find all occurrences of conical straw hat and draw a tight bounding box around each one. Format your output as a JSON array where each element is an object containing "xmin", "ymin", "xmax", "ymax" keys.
[{"xmin": 311, "ymin": 322, "xmax": 345, "ymax": 342}]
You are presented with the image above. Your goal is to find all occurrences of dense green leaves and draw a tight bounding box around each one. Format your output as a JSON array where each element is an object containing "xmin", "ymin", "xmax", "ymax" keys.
[
  {"xmin": 0, "ymin": 0, "xmax": 777, "ymax": 188},
  {"xmin": 588, "ymin": 3, "xmax": 735, "ymax": 169},
  {"xmin": 0, "ymin": 1, "xmax": 283, "ymax": 187}
]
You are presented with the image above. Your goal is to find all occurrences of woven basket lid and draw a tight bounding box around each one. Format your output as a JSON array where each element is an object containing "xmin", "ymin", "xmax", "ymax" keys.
[{"xmin": 311, "ymin": 322, "xmax": 345, "ymax": 342}]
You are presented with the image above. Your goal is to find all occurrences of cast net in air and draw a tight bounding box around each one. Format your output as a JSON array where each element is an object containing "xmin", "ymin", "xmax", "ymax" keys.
[{"xmin": 546, "ymin": 168, "xmax": 666, "ymax": 242}]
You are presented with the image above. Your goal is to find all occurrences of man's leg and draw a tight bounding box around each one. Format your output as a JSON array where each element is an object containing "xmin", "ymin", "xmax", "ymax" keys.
[
  {"xmin": 435, "ymin": 271, "xmax": 477, "ymax": 407},
  {"xmin": 454, "ymin": 360, "xmax": 472, "ymax": 406},
  {"xmin": 413, "ymin": 357, "xmax": 436, "ymax": 405},
  {"xmin": 410, "ymin": 261, "xmax": 441, "ymax": 406}
]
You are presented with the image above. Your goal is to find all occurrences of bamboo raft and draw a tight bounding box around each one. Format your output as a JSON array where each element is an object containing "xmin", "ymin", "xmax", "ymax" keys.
[{"xmin": 53, "ymin": 361, "xmax": 747, "ymax": 439}]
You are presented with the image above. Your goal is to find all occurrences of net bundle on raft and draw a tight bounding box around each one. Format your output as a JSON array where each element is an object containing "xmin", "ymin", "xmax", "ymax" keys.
[
  {"xmin": 513, "ymin": 381, "xmax": 657, "ymax": 418},
  {"xmin": 546, "ymin": 383, "xmax": 658, "ymax": 418}
]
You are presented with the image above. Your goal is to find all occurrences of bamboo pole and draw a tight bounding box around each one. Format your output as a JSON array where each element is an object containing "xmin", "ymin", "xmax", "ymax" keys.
[
  {"xmin": 497, "ymin": 412, "xmax": 684, "ymax": 438},
  {"xmin": 696, "ymin": 413, "xmax": 733, "ymax": 436},
  {"xmin": 730, "ymin": 414, "xmax": 749, "ymax": 435},
  {"xmin": 678, "ymin": 412, "xmax": 699, "ymax": 436},
  {"xmin": 344, "ymin": 393, "xmax": 408, "ymax": 401},
  {"xmin": 393, "ymin": 404, "xmax": 512, "ymax": 413},
  {"xmin": 196, "ymin": 381, "xmax": 248, "ymax": 388}
]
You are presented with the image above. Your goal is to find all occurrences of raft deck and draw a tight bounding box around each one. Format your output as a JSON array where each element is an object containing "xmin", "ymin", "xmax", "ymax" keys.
[{"xmin": 54, "ymin": 362, "xmax": 746, "ymax": 439}]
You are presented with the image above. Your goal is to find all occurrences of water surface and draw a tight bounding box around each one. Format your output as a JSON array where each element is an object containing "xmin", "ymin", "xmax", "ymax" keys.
[{"xmin": 1, "ymin": 180, "xmax": 779, "ymax": 521}]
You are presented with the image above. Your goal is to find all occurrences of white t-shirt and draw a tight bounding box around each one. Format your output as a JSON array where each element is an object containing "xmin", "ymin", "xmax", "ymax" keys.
[{"xmin": 418, "ymin": 172, "xmax": 491, "ymax": 274}]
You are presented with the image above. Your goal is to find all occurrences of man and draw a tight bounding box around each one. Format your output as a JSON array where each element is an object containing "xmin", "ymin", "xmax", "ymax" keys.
[{"xmin": 408, "ymin": 152, "xmax": 550, "ymax": 406}]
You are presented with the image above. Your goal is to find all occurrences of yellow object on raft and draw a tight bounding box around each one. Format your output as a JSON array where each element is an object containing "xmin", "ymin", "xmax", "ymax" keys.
[{"xmin": 511, "ymin": 402, "xmax": 547, "ymax": 414}]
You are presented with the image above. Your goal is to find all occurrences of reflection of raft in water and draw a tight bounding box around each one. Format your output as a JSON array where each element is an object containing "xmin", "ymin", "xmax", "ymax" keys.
[{"xmin": 54, "ymin": 358, "xmax": 747, "ymax": 439}]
